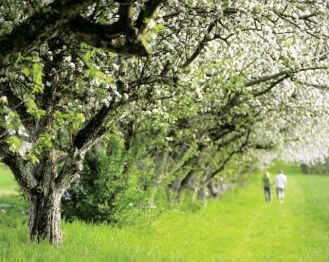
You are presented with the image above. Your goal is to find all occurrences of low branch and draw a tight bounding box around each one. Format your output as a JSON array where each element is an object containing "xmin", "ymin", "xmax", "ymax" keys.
[
  {"xmin": 118, "ymin": 1, "xmax": 135, "ymax": 29},
  {"xmin": 0, "ymin": 141, "xmax": 38, "ymax": 192},
  {"xmin": 70, "ymin": 16, "xmax": 150, "ymax": 56},
  {"xmin": 54, "ymin": 148, "xmax": 82, "ymax": 191},
  {"xmin": 215, "ymin": 131, "xmax": 245, "ymax": 150},
  {"xmin": 176, "ymin": 170, "xmax": 194, "ymax": 195},
  {"xmin": 0, "ymin": 0, "xmax": 95, "ymax": 66},
  {"xmin": 136, "ymin": 0, "xmax": 164, "ymax": 34},
  {"xmin": 203, "ymin": 150, "xmax": 236, "ymax": 185},
  {"xmin": 203, "ymin": 129, "xmax": 251, "ymax": 185},
  {"xmin": 73, "ymin": 104, "xmax": 113, "ymax": 150}
]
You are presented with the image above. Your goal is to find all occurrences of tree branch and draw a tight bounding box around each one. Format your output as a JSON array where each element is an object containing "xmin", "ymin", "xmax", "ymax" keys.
[
  {"xmin": 0, "ymin": 83, "xmax": 33, "ymax": 133},
  {"xmin": 0, "ymin": 140, "xmax": 38, "ymax": 192},
  {"xmin": 246, "ymin": 66, "xmax": 328, "ymax": 87},
  {"xmin": 179, "ymin": 21, "xmax": 216, "ymax": 69},
  {"xmin": 70, "ymin": 16, "xmax": 150, "ymax": 56},
  {"xmin": 203, "ymin": 129, "xmax": 251, "ymax": 185},
  {"xmin": 295, "ymin": 80, "xmax": 329, "ymax": 90},
  {"xmin": 73, "ymin": 104, "xmax": 114, "ymax": 150},
  {"xmin": 245, "ymin": 70, "xmax": 291, "ymax": 87},
  {"xmin": 118, "ymin": 1, "xmax": 135, "ymax": 29},
  {"xmin": 252, "ymin": 75, "xmax": 289, "ymax": 97},
  {"xmin": 0, "ymin": 0, "xmax": 95, "ymax": 66},
  {"xmin": 136, "ymin": 0, "xmax": 164, "ymax": 34}
]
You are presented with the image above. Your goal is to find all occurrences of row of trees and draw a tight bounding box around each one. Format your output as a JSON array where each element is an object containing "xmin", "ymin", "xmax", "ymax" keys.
[{"xmin": 0, "ymin": 0, "xmax": 329, "ymax": 245}]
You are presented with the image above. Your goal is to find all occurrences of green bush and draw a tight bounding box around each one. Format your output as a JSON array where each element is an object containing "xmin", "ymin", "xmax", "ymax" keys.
[
  {"xmin": 301, "ymin": 159, "xmax": 329, "ymax": 175},
  {"xmin": 62, "ymin": 135, "xmax": 152, "ymax": 225}
]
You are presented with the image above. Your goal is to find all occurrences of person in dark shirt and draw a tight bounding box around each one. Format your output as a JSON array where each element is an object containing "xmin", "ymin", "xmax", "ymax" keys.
[{"xmin": 262, "ymin": 171, "xmax": 272, "ymax": 202}]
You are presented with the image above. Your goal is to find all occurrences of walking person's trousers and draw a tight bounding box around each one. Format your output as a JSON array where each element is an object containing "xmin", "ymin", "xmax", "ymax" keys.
[
  {"xmin": 276, "ymin": 188, "xmax": 285, "ymax": 202},
  {"xmin": 264, "ymin": 186, "xmax": 271, "ymax": 202}
]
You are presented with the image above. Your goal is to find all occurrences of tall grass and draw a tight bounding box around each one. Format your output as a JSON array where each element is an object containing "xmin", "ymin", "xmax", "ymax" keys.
[{"xmin": 1, "ymin": 163, "xmax": 329, "ymax": 261}]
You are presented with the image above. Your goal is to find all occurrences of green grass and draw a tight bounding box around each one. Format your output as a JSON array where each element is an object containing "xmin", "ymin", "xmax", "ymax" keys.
[
  {"xmin": 0, "ymin": 163, "xmax": 18, "ymax": 195},
  {"xmin": 1, "ymin": 163, "xmax": 329, "ymax": 261}
]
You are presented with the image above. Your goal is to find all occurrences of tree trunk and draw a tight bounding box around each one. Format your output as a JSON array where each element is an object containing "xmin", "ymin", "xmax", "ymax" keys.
[
  {"xmin": 195, "ymin": 185, "xmax": 208, "ymax": 202},
  {"xmin": 147, "ymin": 191, "xmax": 157, "ymax": 208},
  {"xmin": 28, "ymin": 189, "xmax": 63, "ymax": 246},
  {"xmin": 165, "ymin": 186, "xmax": 172, "ymax": 206},
  {"xmin": 207, "ymin": 181, "xmax": 220, "ymax": 199}
]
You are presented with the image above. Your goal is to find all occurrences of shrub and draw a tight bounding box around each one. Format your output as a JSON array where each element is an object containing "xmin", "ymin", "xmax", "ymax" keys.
[
  {"xmin": 300, "ymin": 159, "xmax": 329, "ymax": 175},
  {"xmin": 62, "ymin": 135, "xmax": 152, "ymax": 225}
]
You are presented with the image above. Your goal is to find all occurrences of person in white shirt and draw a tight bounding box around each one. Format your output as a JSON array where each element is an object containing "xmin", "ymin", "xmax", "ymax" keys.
[{"xmin": 275, "ymin": 170, "xmax": 287, "ymax": 203}]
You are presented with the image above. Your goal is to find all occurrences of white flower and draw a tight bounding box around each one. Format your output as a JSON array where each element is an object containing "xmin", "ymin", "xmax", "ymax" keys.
[
  {"xmin": 69, "ymin": 62, "xmax": 75, "ymax": 69},
  {"xmin": 0, "ymin": 96, "xmax": 8, "ymax": 104},
  {"xmin": 63, "ymin": 55, "xmax": 72, "ymax": 62}
]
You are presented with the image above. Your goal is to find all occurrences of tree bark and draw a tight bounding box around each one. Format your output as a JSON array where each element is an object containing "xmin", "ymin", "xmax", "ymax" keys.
[
  {"xmin": 28, "ymin": 187, "xmax": 64, "ymax": 246},
  {"xmin": 195, "ymin": 185, "xmax": 207, "ymax": 202},
  {"xmin": 175, "ymin": 171, "xmax": 194, "ymax": 202},
  {"xmin": 165, "ymin": 186, "xmax": 172, "ymax": 205}
]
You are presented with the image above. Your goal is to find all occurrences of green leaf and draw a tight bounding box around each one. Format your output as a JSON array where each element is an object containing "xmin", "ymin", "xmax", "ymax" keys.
[
  {"xmin": 153, "ymin": 23, "xmax": 164, "ymax": 33},
  {"xmin": 72, "ymin": 113, "xmax": 85, "ymax": 131},
  {"xmin": 30, "ymin": 154, "xmax": 39, "ymax": 164},
  {"xmin": 84, "ymin": 50, "xmax": 92, "ymax": 62},
  {"xmin": 22, "ymin": 67, "xmax": 30, "ymax": 77},
  {"xmin": 32, "ymin": 63, "xmax": 43, "ymax": 93},
  {"xmin": 7, "ymin": 136, "xmax": 22, "ymax": 153}
]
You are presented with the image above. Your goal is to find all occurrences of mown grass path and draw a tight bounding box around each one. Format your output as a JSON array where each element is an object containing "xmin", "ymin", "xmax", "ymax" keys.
[
  {"xmin": 1, "ymin": 165, "xmax": 329, "ymax": 261},
  {"xmin": 218, "ymin": 173, "xmax": 329, "ymax": 262}
]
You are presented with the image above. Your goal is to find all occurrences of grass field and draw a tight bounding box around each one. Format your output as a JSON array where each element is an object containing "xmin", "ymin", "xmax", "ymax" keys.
[
  {"xmin": 1, "ymin": 162, "xmax": 329, "ymax": 261},
  {"xmin": 0, "ymin": 163, "xmax": 18, "ymax": 195}
]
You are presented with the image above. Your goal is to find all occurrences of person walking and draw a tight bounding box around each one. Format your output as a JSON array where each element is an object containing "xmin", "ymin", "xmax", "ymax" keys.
[
  {"xmin": 262, "ymin": 171, "xmax": 272, "ymax": 202},
  {"xmin": 275, "ymin": 170, "xmax": 287, "ymax": 203}
]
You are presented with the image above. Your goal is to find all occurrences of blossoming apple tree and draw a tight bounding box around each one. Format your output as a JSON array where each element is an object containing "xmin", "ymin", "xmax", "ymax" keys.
[{"xmin": 0, "ymin": 0, "xmax": 329, "ymax": 245}]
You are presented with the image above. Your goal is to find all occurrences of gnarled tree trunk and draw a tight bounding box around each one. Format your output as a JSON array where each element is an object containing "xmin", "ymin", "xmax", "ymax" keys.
[{"xmin": 28, "ymin": 185, "xmax": 64, "ymax": 246}]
